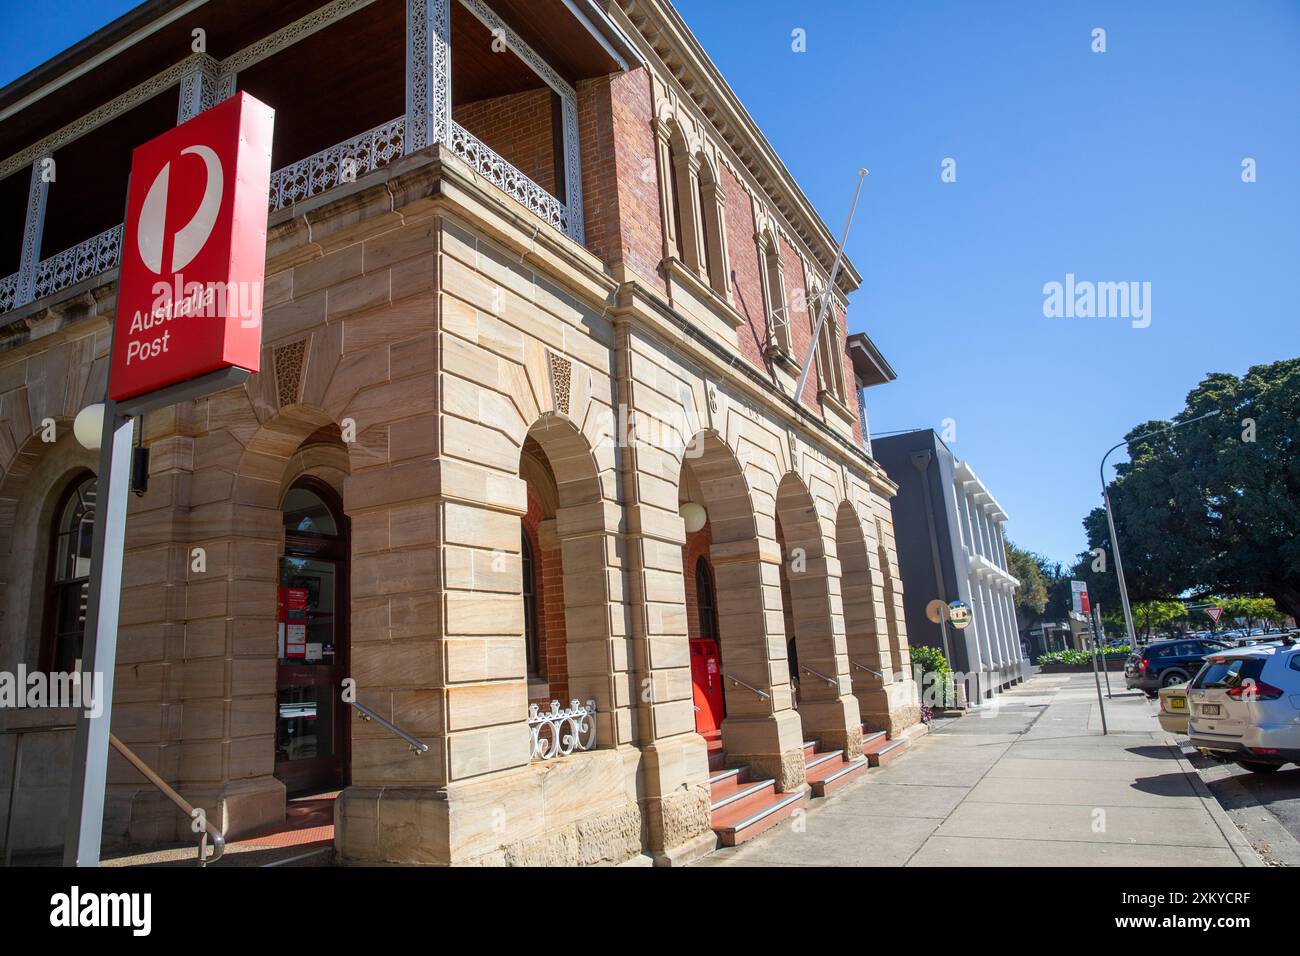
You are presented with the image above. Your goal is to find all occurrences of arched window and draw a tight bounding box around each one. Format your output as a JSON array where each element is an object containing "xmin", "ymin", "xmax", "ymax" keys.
[
  {"xmin": 695, "ymin": 155, "xmax": 729, "ymax": 298},
  {"xmin": 522, "ymin": 531, "xmax": 539, "ymax": 676},
  {"xmin": 44, "ymin": 473, "xmax": 97, "ymax": 672},
  {"xmin": 814, "ymin": 297, "xmax": 848, "ymax": 404},
  {"xmin": 757, "ymin": 228, "xmax": 790, "ymax": 357},
  {"xmin": 695, "ymin": 557, "xmax": 718, "ymax": 642}
]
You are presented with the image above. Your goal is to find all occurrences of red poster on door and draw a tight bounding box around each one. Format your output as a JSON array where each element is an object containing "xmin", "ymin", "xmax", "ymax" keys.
[
  {"xmin": 284, "ymin": 586, "xmax": 308, "ymax": 659},
  {"xmin": 109, "ymin": 93, "xmax": 275, "ymax": 402}
]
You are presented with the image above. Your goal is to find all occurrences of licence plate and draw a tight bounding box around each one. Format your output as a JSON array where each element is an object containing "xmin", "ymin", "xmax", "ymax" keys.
[
  {"xmin": 1168, "ymin": 698, "xmax": 1187, "ymax": 711},
  {"xmin": 1200, "ymin": 704, "xmax": 1222, "ymax": 716}
]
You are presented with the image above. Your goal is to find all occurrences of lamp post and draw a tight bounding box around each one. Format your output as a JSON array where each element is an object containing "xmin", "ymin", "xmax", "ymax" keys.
[{"xmin": 1099, "ymin": 409, "xmax": 1221, "ymax": 649}]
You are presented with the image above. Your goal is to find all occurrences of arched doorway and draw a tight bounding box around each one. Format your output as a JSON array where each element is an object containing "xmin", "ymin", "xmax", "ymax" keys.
[
  {"xmin": 275, "ymin": 476, "xmax": 350, "ymax": 795},
  {"xmin": 689, "ymin": 556, "xmax": 725, "ymax": 736}
]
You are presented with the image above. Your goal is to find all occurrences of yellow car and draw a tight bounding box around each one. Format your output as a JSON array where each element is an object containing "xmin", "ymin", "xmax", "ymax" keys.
[{"xmin": 1157, "ymin": 682, "xmax": 1190, "ymax": 734}]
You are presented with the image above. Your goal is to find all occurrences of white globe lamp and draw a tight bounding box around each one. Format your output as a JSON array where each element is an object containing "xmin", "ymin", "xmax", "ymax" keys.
[
  {"xmin": 679, "ymin": 502, "xmax": 707, "ymax": 534},
  {"xmin": 74, "ymin": 403, "xmax": 106, "ymax": 451}
]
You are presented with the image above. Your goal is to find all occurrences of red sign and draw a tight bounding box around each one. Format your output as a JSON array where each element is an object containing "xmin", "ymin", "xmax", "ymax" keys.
[
  {"xmin": 109, "ymin": 93, "xmax": 275, "ymax": 402},
  {"xmin": 1206, "ymin": 607, "xmax": 1223, "ymax": 623}
]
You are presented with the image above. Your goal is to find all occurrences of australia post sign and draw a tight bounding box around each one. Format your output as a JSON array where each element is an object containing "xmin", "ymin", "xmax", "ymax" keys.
[{"xmin": 108, "ymin": 93, "xmax": 275, "ymax": 402}]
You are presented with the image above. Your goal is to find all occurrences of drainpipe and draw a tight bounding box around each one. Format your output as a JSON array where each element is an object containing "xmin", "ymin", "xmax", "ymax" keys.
[{"xmin": 911, "ymin": 450, "xmax": 954, "ymax": 669}]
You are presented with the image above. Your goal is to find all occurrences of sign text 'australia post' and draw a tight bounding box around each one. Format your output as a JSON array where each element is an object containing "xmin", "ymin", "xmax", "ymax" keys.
[{"xmin": 109, "ymin": 93, "xmax": 275, "ymax": 402}]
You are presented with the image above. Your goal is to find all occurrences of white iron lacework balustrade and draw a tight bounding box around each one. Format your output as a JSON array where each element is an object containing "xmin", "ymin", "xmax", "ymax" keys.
[
  {"xmin": 449, "ymin": 121, "xmax": 570, "ymax": 236},
  {"xmin": 32, "ymin": 224, "xmax": 125, "ymax": 302},
  {"xmin": 0, "ymin": 272, "xmax": 16, "ymax": 313},
  {"xmin": 268, "ymin": 117, "xmax": 406, "ymax": 212},
  {"xmin": 528, "ymin": 699, "xmax": 597, "ymax": 761}
]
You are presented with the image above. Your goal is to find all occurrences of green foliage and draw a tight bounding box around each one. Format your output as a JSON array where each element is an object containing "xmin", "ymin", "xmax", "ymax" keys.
[
  {"xmin": 1083, "ymin": 359, "xmax": 1300, "ymax": 619},
  {"xmin": 1131, "ymin": 599, "xmax": 1187, "ymax": 639},
  {"xmin": 1218, "ymin": 595, "xmax": 1283, "ymax": 627},
  {"xmin": 910, "ymin": 643, "xmax": 950, "ymax": 678},
  {"xmin": 1004, "ymin": 538, "xmax": 1049, "ymax": 619},
  {"xmin": 1037, "ymin": 646, "xmax": 1131, "ymax": 666}
]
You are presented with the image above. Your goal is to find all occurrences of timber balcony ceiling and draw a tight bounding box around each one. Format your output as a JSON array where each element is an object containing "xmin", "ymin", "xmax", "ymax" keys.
[{"xmin": 0, "ymin": 0, "xmax": 638, "ymax": 317}]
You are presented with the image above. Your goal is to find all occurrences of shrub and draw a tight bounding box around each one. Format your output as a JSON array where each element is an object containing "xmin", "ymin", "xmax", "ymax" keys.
[{"xmin": 1036, "ymin": 646, "xmax": 1130, "ymax": 666}]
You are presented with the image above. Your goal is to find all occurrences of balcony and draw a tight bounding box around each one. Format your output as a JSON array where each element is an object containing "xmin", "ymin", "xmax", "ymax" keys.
[{"xmin": 0, "ymin": 0, "xmax": 639, "ymax": 321}]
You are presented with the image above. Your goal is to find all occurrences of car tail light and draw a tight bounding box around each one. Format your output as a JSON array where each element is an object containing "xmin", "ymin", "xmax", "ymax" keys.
[
  {"xmin": 1138, "ymin": 659, "xmax": 1148, "ymax": 671},
  {"xmin": 1249, "ymin": 748, "xmax": 1281, "ymax": 755},
  {"xmin": 1225, "ymin": 681, "xmax": 1283, "ymax": 701}
]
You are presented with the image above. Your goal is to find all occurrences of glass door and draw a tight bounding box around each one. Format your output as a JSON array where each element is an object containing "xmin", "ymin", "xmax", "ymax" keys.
[{"xmin": 275, "ymin": 480, "xmax": 349, "ymax": 795}]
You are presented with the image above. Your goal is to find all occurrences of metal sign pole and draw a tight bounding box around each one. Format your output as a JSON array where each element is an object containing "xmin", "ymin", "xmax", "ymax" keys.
[
  {"xmin": 63, "ymin": 402, "xmax": 134, "ymax": 866},
  {"xmin": 1087, "ymin": 613, "xmax": 1109, "ymax": 735},
  {"xmin": 1093, "ymin": 602, "xmax": 1113, "ymax": 699}
]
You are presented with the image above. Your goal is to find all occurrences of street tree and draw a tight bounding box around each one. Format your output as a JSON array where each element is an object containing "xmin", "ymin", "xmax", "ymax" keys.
[{"xmin": 1083, "ymin": 358, "xmax": 1300, "ymax": 618}]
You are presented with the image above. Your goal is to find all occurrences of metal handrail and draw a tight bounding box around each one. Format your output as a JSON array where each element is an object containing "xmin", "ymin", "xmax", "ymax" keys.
[
  {"xmin": 851, "ymin": 660, "xmax": 883, "ymax": 679},
  {"xmin": 799, "ymin": 664, "xmax": 837, "ymax": 687},
  {"xmin": 108, "ymin": 733, "xmax": 224, "ymax": 866},
  {"xmin": 348, "ymin": 700, "xmax": 429, "ymax": 754},
  {"xmin": 725, "ymin": 674, "xmax": 771, "ymax": 701}
]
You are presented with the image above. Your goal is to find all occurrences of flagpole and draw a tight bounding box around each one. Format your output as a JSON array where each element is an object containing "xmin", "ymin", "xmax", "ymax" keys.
[{"xmin": 793, "ymin": 168, "xmax": 868, "ymax": 401}]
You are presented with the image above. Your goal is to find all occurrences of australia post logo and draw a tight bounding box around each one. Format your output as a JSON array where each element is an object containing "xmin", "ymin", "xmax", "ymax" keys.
[{"xmin": 109, "ymin": 93, "xmax": 274, "ymax": 403}]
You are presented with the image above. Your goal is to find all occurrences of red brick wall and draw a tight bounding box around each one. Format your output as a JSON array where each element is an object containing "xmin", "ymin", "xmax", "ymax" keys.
[
  {"xmin": 720, "ymin": 163, "xmax": 769, "ymax": 373},
  {"xmin": 540, "ymin": 544, "xmax": 567, "ymax": 702},
  {"xmin": 779, "ymin": 235, "xmax": 821, "ymax": 409},
  {"xmin": 682, "ymin": 521, "xmax": 714, "ymax": 642},
  {"xmin": 577, "ymin": 68, "xmax": 666, "ymax": 293},
  {"xmin": 522, "ymin": 491, "xmax": 547, "ymax": 681},
  {"xmin": 455, "ymin": 87, "xmax": 557, "ymax": 195},
  {"xmin": 837, "ymin": 300, "xmax": 865, "ymax": 445},
  {"xmin": 522, "ymin": 490, "xmax": 569, "ymax": 703}
]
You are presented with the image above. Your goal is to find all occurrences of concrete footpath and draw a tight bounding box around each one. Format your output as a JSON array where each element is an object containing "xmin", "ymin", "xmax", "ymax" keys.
[{"xmin": 694, "ymin": 673, "xmax": 1263, "ymax": 867}]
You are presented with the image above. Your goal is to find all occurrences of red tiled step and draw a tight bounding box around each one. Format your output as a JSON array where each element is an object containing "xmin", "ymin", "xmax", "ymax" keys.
[
  {"xmin": 861, "ymin": 730, "xmax": 887, "ymax": 749},
  {"xmin": 708, "ymin": 766, "xmax": 749, "ymax": 801},
  {"xmin": 862, "ymin": 734, "xmax": 909, "ymax": 767},
  {"xmin": 711, "ymin": 789, "xmax": 807, "ymax": 847},
  {"xmin": 804, "ymin": 748, "xmax": 843, "ymax": 773},
  {"xmin": 706, "ymin": 736, "xmax": 727, "ymax": 772},
  {"xmin": 802, "ymin": 739, "xmax": 819, "ymax": 759},
  {"xmin": 806, "ymin": 755, "xmax": 871, "ymax": 797},
  {"xmin": 709, "ymin": 773, "xmax": 778, "ymax": 819}
]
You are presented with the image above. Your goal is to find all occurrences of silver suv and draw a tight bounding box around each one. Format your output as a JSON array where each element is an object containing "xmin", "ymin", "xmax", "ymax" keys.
[{"xmin": 1186, "ymin": 640, "xmax": 1300, "ymax": 773}]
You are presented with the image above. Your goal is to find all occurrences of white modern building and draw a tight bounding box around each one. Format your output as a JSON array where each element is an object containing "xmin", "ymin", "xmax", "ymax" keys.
[{"xmin": 873, "ymin": 430, "xmax": 1026, "ymax": 699}]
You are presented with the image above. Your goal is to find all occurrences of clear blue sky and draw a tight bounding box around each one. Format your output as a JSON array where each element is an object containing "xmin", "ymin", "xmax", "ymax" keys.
[{"xmin": 3, "ymin": 1, "xmax": 1297, "ymax": 567}]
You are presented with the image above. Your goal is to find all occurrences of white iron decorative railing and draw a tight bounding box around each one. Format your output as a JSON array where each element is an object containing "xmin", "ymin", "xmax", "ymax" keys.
[
  {"xmin": 528, "ymin": 698, "xmax": 597, "ymax": 761},
  {"xmin": 449, "ymin": 120, "xmax": 570, "ymax": 238},
  {"xmin": 269, "ymin": 116, "xmax": 406, "ymax": 212},
  {"xmin": 31, "ymin": 224, "xmax": 124, "ymax": 303},
  {"xmin": 0, "ymin": 272, "xmax": 16, "ymax": 313}
]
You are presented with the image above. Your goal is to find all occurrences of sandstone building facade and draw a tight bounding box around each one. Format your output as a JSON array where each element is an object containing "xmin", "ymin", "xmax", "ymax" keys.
[{"xmin": 0, "ymin": 0, "xmax": 921, "ymax": 865}]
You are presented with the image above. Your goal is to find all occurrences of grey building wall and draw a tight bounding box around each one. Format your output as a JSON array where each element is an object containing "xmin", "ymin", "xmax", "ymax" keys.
[{"xmin": 872, "ymin": 431, "xmax": 970, "ymax": 673}]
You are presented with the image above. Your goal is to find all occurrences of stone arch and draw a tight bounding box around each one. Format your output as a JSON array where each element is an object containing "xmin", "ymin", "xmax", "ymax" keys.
[
  {"xmin": 773, "ymin": 473, "xmax": 861, "ymax": 757},
  {"xmin": 835, "ymin": 500, "xmax": 898, "ymax": 733},
  {"xmin": 0, "ymin": 428, "xmax": 97, "ymax": 674},
  {"xmin": 875, "ymin": 518, "xmax": 907, "ymax": 677},
  {"xmin": 519, "ymin": 413, "xmax": 620, "ymax": 747},
  {"xmin": 678, "ymin": 429, "xmax": 806, "ymax": 790}
]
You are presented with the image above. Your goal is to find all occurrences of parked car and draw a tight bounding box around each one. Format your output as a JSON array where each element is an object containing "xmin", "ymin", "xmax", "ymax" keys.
[
  {"xmin": 1186, "ymin": 641, "xmax": 1300, "ymax": 773},
  {"xmin": 1125, "ymin": 637, "xmax": 1234, "ymax": 697},
  {"xmin": 1156, "ymin": 682, "xmax": 1190, "ymax": 734}
]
